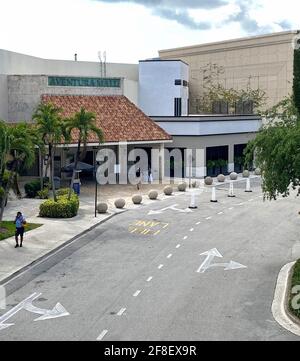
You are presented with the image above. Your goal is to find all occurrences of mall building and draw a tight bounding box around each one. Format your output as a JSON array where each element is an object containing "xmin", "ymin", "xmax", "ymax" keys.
[{"xmin": 0, "ymin": 30, "xmax": 298, "ymax": 180}]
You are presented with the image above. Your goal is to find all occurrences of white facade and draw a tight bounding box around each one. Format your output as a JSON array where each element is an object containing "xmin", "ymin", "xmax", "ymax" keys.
[
  {"xmin": 0, "ymin": 49, "xmax": 139, "ymax": 120},
  {"xmin": 138, "ymin": 59, "xmax": 189, "ymax": 117}
]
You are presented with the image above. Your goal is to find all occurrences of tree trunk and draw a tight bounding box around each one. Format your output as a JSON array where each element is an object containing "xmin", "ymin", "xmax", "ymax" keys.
[
  {"xmin": 39, "ymin": 148, "xmax": 43, "ymax": 190},
  {"xmin": 0, "ymin": 162, "xmax": 17, "ymax": 222},
  {"xmin": 49, "ymin": 144, "xmax": 57, "ymax": 202},
  {"xmin": 68, "ymin": 139, "xmax": 81, "ymax": 200}
]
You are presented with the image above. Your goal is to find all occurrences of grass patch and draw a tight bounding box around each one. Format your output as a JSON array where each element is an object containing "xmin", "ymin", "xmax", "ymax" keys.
[
  {"xmin": 0, "ymin": 221, "xmax": 42, "ymax": 241},
  {"xmin": 289, "ymin": 259, "xmax": 300, "ymax": 319}
]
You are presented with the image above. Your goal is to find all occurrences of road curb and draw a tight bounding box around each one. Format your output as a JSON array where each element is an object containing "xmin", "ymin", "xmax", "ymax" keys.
[
  {"xmin": 272, "ymin": 261, "xmax": 300, "ymax": 337},
  {"xmin": 0, "ymin": 211, "xmax": 122, "ymax": 287}
]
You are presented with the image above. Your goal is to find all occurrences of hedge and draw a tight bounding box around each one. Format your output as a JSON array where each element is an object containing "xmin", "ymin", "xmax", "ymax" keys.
[
  {"xmin": 39, "ymin": 194, "xmax": 79, "ymax": 218},
  {"xmin": 25, "ymin": 177, "xmax": 49, "ymax": 198}
]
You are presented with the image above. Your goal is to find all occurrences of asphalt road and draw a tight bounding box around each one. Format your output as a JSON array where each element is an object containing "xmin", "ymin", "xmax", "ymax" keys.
[{"xmin": 0, "ymin": 179, "xmax": 300, "ymax": 341}]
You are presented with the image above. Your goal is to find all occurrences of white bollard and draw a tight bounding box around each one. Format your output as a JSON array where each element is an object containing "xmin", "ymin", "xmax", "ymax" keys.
[
  {"xmin": 210, "ymin": 186, "xmax": 218, "ymax": 203},
  {"xmin": 189, "ymin": 191, "xmax": 198, "ymax": 209},
  {"xmin": 228, "ymin": 181, "xmax": 236, "ymax": 198},
  {"xmin": 245, "ymin": 177, "xmax": 252, "ymax": 193}
]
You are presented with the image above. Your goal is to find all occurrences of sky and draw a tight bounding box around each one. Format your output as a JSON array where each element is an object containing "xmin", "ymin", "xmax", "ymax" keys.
[{"xmin": 0, "ymin": 0, "xmax": 299, "ymax": 64}]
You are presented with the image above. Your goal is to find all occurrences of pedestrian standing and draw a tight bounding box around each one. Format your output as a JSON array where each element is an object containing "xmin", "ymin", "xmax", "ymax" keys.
[{"xmin": 14, "ymin": 211, "xmax": 26, "ymax": 248}]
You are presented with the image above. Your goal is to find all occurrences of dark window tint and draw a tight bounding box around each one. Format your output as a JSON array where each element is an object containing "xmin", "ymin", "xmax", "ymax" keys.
[
  {"xmin": 175, "ymin": 79, "xmax": 182, "ymax": 85},
  {"xmin": 174, "ymin": 98, "xmax": 182, "ymax": 116}
]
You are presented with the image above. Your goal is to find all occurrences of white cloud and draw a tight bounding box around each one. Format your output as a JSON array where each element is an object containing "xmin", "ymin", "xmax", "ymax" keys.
[{"xmin": 0, "ymin": 0, "xmax": 298, "ymax": 64}]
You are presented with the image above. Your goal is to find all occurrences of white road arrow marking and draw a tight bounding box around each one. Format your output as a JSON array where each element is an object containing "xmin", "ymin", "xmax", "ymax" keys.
[
  {"xmin": 197, "ymin": 248, "xmax": 223, "ymax": 273},
  {"xmin": 148, "ymin": 204, "xmax": 193, "ymax": 215},
  {"xmin": 197, "ymin": 249, "xmax": 247, "ymax": 273},
  {"xmin": 0, "ymin": 292, "xmax": 69, "ymax": 331},
  {"xmin": 23, "ymin": 298, "xmax": 69, "ymax": 321}
]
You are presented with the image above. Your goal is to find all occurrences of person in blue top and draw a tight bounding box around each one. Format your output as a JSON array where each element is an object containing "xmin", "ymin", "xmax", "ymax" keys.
[{"xmin": 14, "ymin": 212, "xmax": 26, "ymax": 248}]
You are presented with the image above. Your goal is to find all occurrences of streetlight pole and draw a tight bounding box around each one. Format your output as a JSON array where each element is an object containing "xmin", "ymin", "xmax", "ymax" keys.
[{"xmin": 94, "ymin": 162, "xmax": 99, "ymax": 218}]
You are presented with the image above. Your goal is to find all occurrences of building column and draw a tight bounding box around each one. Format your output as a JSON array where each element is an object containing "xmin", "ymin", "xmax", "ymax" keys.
[
  {"xmin": 228, "ymin": 144, "xmax": 234, "ymax": 173},
  {"xmin": 195, "ymin": 148, "xmax": 206, "ymax": 178},
  {"xmin": 159, "ymin": 143, "xmax": 165, "ymax": 183}
]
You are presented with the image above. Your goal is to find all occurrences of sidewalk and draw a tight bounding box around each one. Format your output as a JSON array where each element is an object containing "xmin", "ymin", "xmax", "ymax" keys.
[{"xmin": 0, "ymin": 182, "xmax": 189, "ymax": 284}]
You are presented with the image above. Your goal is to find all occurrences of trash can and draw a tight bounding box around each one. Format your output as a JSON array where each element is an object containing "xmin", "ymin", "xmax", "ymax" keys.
[{"xmin": 73, "ymin": 179, "xmax": 81, "ymax": 195}]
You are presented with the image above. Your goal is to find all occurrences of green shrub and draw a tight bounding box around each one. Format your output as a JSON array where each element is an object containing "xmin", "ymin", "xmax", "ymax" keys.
[
  {"xmin": 25, "ymin": 177, "xmax": 50, "ymax": 198},
  {"xmin": 39, "ymin": 194, "xmax": 79, "ymax": 218},
  {"xmin": 56, "ymin": 188, "xmax": 74, "ymax": 196},
  {"xmin": 24, "ymin": 180, "xmax": 41, "ymax": 198},
  {"xmin": 37, "ymin": 188, "xmax": 49, "ymax": 199}
]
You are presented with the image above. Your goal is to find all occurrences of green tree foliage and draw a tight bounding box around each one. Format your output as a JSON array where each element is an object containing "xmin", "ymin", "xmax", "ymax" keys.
[
  {"xmin": 64, "ymin": 107, "xmax": 104, "ymax": 200},
  {"xmin": 244, "ymin": 95, "xmax": 300, "ymax": 200},
  {"xmin": 293, "ymin": 49, "xmax": 300, "ymax": 117},
  {"xmin": 195, "ymin": 63, "xmax": 267, "ymax": 114},
  {"xmin": 33, "ymin": 102, "xmax": 67, "ymax": 202},
  {"xmin": 0, "ymin": 122, "xmax": 36, "ymax": 220}
]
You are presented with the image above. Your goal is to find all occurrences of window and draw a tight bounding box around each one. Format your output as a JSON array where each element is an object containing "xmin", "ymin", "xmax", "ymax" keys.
[
  {"xmin": 175, "ymin": 79, "xmax": 182, "ymax": 85},
  {"xmin": 174, "ymin": 98, "xmax": 182, "ymax": 117},
  {"xmin": 183, "ymin": 80, "xmax": 188, "ymax": 87}
]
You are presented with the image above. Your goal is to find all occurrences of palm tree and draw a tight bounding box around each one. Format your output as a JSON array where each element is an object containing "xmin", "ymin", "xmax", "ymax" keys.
[
  {"xmin": 65, "ymin": 107, "xmax": 104, "ymax": 200},
  {"xmin": 33, "ymin": 103, "xmax": 67, "ymax": 202},
  {"xmin": 0, "ymin": 123, "xmax": 35, "ymax": 221}
]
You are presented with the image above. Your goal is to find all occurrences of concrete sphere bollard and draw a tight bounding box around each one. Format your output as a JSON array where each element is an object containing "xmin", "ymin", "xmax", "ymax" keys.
[
  {"xmin": 163, "ymin": 186, "xmax": 173, "ymax": 196},
  {"xmin": 217, "ymin": 174, "xmax": 225, "ymax": 183},
  {"xmin": 255, "ymin": 168, "xmax": 261, "ymax": 176},
  {"xmin": 242, "ymin": 170, "xmax": 250, "ymax": 178},
  {"xmin": 204, "ymin": 176, "xmax": 213, "ymax": 186},
  {"xmin": 192, "ymin": 181, "xmax": 198, "ymax": 188},
  {"xmin": 148, "ymin": 190, "xmax": 158, "ymax": 200},
  {"xmin": 230, "ymin": 172, "xmax": 238, "ymax": 180},
  {"xmin": 97, "ymin": 202, "xmax": 108, "ymax": 214},
  {"xmin": 132, "ymin": 194, "xmax": 142, "ymax": 205},
  {"xmin": 177, "ymin": 182, "xmax": 187, "ymax": 192},
  {"xmin": 114, "ymin": 198, "xmax": 126, "ymax": 209}
]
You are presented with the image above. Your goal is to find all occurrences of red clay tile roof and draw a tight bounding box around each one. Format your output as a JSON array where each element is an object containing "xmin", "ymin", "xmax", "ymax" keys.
[{"xmin": 41, "ymin": 95, "xmax": 172, "ymax": 144}]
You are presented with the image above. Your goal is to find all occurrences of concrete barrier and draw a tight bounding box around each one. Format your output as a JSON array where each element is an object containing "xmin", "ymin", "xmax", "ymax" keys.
[
  {"xmin": 205, "ymin": 176, "xmax": 213, "ymax": 185},
  {"xmin": 114, "ymin": 198, "xmax": 126, "ymax": 209},
  {"xmin": 132, "ymin": 194, "xmax": 142, "ymax": 204},
  {"xmin": 148, "ymin": 190, "xmax": 158, "ymax": 200},
  {"xmin": 230, "ymin": 172, "xmax": 238, "ymax": 180},
  {"xmin": 97, "ymin": 202, "xmax": 108, "ymax": 214},
  {"xmin": 163, "ymin": 186, "xmax": 173, "ymax": 196},
  {"xmin": 178, "ymin": 182, "xmax": 187, "ymax": 192},
  {"xmin": 217, "ymin": 174, "xmax": 225, "ymax": 183}
]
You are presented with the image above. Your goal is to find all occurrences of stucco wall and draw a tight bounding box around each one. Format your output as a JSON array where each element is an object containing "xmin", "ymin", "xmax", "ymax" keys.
[
  {"xmin": 7, "ymin": 75, "xmax": 124, "ymax": 122},
  {"xmin": 0, "ymin": 75, "xmax": 8, "ymax": 120},
  {"xmin": 159, "ymin": 31, "xmax": 300, "ymax": 113},
  {"xmin": 139, "ymin": 60, "xmax": 189, "ymax": 116}
]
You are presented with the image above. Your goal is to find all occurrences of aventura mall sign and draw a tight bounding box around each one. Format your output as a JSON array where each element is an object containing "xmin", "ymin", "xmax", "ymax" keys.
[{"xmin": 48, "ymin": 76, "xmax": 121, "ymax": 88}]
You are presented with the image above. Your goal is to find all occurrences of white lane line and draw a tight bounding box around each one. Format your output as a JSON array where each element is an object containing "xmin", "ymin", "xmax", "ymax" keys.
[
  {"xmin": 196, "ymin": 221, "xmax": 201, "ymax": 225},
  {"xmin": 206, "ymin": 217, "xmax": 212, "ymax": 220},
  {"xmin": 228, "ymin": 207, "xmax": 234, "ymax": 210},
  {"xmin": 259, "ymin": 195, "xmax": 263, "ymax": 198},
  {"xmin": 248, "ymin": 199, "xmax": 254, "ymax": 202},
  {"xmin": 167, "ymin": 254, "xmax": 173, "ymax": 259},
  {"xmin": 218, "ymin": 212, "xmax": 224, "ymax": 215},
  {"xmin": 158, "ymin": 264, "xmax": 164, "ymax": 269},
  {"xmin": 117, "ymin": 308, "xmax": 126, "ymax": 316},
  {"xmin": 237, "ymin": 203, "xmax": 245, "ymax": 206},
  {"xmin": 190, "ymin": 228, "xmax": 194, "ymax": 232},
  {"xmin": 97, "ymin": 330, "xmax": 108, "ymax": 341},
  {"xmin": 183, "ymin": 236, "xmax": 188, "ymax": 240},
  {"xmin": 176, "ymin": 244, "xmax": 181, "ymax": 249},
  {"xmin": 133, "ymin": 290, "xmax": 141, "ymax": 297},
  {"xmin": 147, "ymin": 276, "xmax": 153, "ymax": 282}
]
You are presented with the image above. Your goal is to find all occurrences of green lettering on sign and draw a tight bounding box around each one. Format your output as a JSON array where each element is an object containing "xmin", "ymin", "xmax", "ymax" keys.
[{"xmin": 48, "ymin": 76, "xmax": 121, "ymax": 88}]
